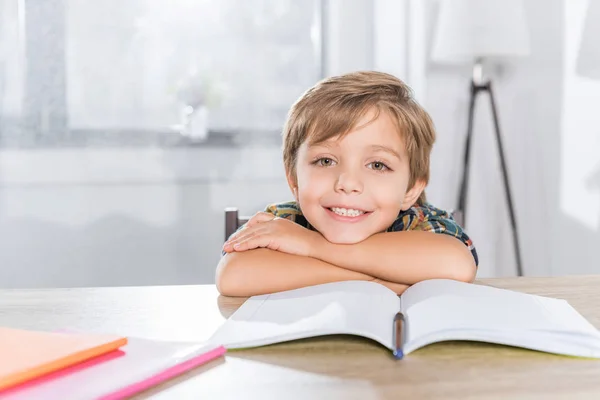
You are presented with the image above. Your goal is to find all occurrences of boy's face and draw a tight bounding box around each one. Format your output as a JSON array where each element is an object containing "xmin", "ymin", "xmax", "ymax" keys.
[{"xmin": 289, "ymin": 109, "xmax": 425, "ymax": 244}]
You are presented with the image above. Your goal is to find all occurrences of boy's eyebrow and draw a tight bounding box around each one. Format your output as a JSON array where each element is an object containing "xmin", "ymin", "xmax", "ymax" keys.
[
  {"xmin": 370, "ymin": 145, "xmax": 402, "ymax": 160},
  {"xmin": 308, "ymin": 141, "xmax": 335, "ymax": 149},
  {"xmin": 307, "ymin": 143, "xmax": 402, "ymax": 160}
]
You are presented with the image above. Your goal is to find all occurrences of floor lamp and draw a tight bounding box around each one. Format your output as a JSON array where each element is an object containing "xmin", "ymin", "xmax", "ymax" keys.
[{"xmin": 431, "ymin": 0, "xmax": 530, "ymax": 276}]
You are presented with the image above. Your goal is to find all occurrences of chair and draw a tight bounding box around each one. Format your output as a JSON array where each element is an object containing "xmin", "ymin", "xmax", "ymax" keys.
[
  {"xmin": 224, "ymin": 207, "xmax": 250, "ymax": 241},
  {"xmin": 451, "ymin": 209, "xmax": 463, "ymax": 227}
]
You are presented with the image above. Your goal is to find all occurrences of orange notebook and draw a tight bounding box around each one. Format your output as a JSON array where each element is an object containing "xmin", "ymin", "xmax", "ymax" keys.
[{"xmin": 0, "ymin": 327, "xmax": 127, "ymax": 391}]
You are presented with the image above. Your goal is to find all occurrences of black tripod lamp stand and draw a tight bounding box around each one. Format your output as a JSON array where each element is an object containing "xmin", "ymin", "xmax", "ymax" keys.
[{"xmin": 453, "ymin": 60, "xmax": 523, "ymax": 277}]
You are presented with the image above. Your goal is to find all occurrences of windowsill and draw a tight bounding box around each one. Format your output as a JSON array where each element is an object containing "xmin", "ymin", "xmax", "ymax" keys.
[
  {"xmin": 0, "ymin": 122, "xmax": 282, "ymax": 149},
  {"xmin": 0, "ymin": 142, "xmax": 286, "ymax": 186}
]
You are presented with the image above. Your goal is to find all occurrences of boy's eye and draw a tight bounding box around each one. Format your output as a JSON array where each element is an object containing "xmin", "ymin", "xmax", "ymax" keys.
[
  {"xmin": 368, "ymin": 161, "xmax": 389, "ymax": 171},
  {"xmin": 316, "ymin": 158, "xmax": 335, "ymax": 167}
]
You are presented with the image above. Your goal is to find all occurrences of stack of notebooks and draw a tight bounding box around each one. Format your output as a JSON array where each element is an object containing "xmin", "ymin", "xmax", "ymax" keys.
[{"xmin": 0, "ymin": 327, "xmax": 226, "ymax": 399}]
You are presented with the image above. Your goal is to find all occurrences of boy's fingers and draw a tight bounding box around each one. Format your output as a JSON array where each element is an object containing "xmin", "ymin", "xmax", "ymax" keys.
[
  {"xmin": 225, "ymin": 217, "xmax": 257, "ymax": 244},
  {"xmin": 233, "ymin": 232, "xmax": 280, "ymax": 253},
  {"xmin": 246, "ymin": 212, "xmax": 276, "ymax": 227},
  {"xmin": 223, "ymin": 214, "xmax": 276, "ymax": 250},
  {"xmin": 224, "ymin": 228, "xmax": 266, "ymax": 251},
  {"xmin": 232, "ymin": 234, "xmax": 267, "ymax": 252}
]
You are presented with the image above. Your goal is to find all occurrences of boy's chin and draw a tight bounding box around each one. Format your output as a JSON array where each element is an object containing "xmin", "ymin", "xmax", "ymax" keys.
[{"xmin": 321, "ymin": 230, "xmax": 374, "ymax": 245}]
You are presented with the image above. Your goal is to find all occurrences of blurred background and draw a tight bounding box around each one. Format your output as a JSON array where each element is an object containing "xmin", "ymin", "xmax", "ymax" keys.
[{"xmin": 0, "ymin": 0, "xmax": 598, "ymax": 288}]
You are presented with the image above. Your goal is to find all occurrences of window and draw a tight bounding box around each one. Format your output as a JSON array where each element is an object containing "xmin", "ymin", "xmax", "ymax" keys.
[{"xmin": 0, "ymin": 0, "xmax": 323, "ymax": 146}]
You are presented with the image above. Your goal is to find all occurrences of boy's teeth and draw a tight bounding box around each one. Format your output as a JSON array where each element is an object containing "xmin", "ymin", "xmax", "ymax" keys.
[{"xmin": 331, "ymin": 207, "xmax": 365, "ymax": 217}]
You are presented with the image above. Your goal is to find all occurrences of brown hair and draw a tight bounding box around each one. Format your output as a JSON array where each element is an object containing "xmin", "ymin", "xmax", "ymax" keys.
[{"xmin": 282, "ymin": 71, "xmax": 436, "ymax": 204}]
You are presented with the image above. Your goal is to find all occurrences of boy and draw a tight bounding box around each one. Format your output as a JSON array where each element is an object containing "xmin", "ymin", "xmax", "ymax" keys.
[{"xmin": 217, "ymin": 71, "xmax": 478, "ymax": 297}]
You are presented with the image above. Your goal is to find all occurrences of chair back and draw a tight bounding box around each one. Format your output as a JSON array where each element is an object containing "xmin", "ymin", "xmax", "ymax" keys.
[{"xmin": 224, "ymin": 208, "xmax": 250, "ymax": 241}]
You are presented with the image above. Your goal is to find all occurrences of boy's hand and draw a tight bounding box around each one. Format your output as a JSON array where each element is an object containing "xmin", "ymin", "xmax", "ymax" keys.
[{"xmin": 222, "ymin": 213, "xmax": 324, "ymax": 257}]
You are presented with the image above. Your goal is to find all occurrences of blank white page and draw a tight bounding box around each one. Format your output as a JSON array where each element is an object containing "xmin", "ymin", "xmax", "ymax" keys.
[
  {"xmin": 401, "ymin": 279, "xmax": 600, "ymax": 344},
  {"xmin": 209, "ymin": 281, "xmax": 400, "ymax": 350}
]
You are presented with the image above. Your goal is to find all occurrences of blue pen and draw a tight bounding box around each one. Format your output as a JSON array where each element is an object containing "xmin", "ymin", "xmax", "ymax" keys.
[{"xmin": 392, "ymin": 311, "xmax": 405, "ymax": 359}]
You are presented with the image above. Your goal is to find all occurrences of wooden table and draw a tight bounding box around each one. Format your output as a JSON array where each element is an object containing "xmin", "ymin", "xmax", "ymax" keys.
[{"xmin": 2, "ymin": 275, "xmax": 600, "ymax": 399}]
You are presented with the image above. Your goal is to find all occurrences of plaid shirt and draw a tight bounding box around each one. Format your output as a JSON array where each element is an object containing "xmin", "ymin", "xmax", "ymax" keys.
[{"xmin": 263, "ymin": 200, "xmax": 479, "ymax": 266}]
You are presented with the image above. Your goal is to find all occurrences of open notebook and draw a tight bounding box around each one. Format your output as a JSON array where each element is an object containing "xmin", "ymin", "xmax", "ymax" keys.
[{"xmin": 208, "ymin": 279, "xmax": 600, "ymax": 358}]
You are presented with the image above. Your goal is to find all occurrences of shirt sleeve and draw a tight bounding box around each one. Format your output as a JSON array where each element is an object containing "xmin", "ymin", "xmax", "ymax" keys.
[{"xmin": 388, "ymin": 204, "xmax": 479, "ymax": 267}]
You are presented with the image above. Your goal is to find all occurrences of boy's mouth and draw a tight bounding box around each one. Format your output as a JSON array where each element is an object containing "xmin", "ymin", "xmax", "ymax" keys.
[{"xmin": 326, "ymin": 206, "xmax": 372, "ymax": 218}]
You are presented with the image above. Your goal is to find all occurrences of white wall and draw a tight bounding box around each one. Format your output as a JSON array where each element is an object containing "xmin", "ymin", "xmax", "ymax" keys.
[
  {"xmin": 325, "ymin": 0, "xmax": 374, "ymax": 75},
  {"xmin": 555, "ymin": 0, "xmax": 600, "ymax": 274}
]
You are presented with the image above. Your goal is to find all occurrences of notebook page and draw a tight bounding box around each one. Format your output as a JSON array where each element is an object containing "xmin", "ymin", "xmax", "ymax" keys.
[
  {"xmin": 209, "ymin": 280, "xmax": 400, "ymax": 350},
  {"xmin": 401, "ymin": 279, "xmax": 600, "ymax": 345}
]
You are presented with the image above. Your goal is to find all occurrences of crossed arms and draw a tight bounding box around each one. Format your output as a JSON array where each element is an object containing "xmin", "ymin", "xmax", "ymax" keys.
[{"xmin": 216, "ymin": 213, "xmax": 476, "ymax": 297}]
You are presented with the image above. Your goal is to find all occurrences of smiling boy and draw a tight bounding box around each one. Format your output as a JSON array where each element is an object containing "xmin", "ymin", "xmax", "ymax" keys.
[{"xmin": 217, "ymin": 71, "xmax": 478, "ymax": 296}]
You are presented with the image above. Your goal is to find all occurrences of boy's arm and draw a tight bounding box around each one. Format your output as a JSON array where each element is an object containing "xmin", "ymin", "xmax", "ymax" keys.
[
  {"xmin": 312, "ymin": 230, "xmax": 477, "ymax": 286},
  {"xmin": 222, "ymin": 207, "xmax": 477, "ymax": 291},
  {"xmin": 216, "ymin": 248, "xmax": 410, "ymax": 297},
  {"xmin": 311, "ymin": 208, "xmax": 478, "ymax": 284}
]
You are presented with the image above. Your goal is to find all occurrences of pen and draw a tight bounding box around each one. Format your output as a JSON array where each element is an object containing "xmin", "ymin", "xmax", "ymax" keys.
[{"xmin": 392, "ymin": 311, "xmax": 405, "ymax": 360}]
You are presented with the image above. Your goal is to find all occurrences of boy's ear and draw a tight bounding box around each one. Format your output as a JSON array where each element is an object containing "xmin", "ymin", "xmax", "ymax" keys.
[
  {"xmin": 286, "ymin": 172, "xmax": 298, "ymax": 201},
  {"xmin": 401, "ymin": 179, "xmax": 426, "ymax": 210}
]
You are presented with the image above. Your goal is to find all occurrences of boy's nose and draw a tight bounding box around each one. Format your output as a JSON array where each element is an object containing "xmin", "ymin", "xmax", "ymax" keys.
[{"xmin": 334, "ymin": 171, "xmax": 363, "ymax": 194}]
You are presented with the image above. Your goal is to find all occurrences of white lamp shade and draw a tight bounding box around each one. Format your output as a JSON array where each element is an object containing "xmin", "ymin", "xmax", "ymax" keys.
[
  {"xmin": 576, "ymin": 0, "xmax": 600, "ymax": 80},
  {"xmin": 431, "ymin": 0, "xmax": 531, "ymax": 65}
]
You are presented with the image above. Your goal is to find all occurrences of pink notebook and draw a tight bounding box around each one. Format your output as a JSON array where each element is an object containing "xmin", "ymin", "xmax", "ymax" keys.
[
  {"xmin": 0, "ymin": 337, "xmax": 226, "ymax": 399},
  {"xmin": 0, "ymin": 327, "xmax": 127, "ymax": 391}
]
